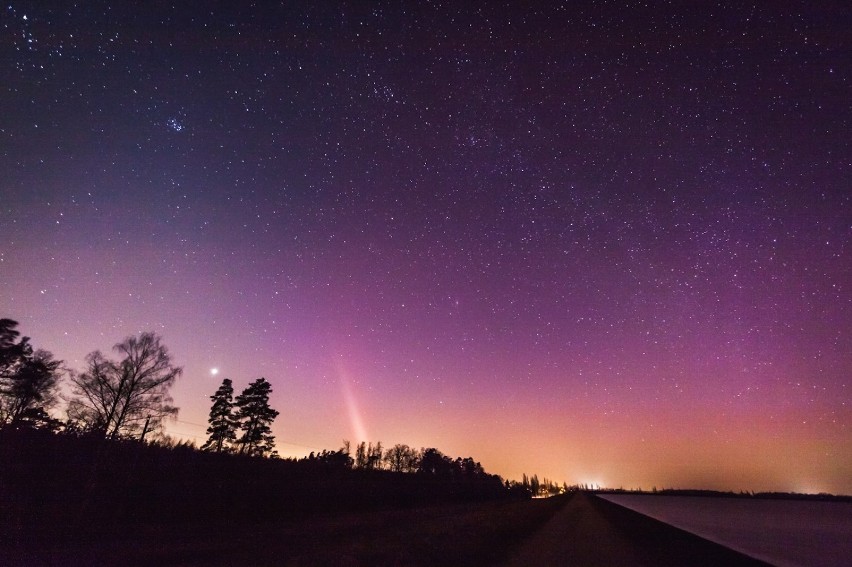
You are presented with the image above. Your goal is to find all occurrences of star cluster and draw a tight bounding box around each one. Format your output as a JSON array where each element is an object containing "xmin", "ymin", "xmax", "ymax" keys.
[{"xmin": 1, "ymin": 1, "xmax": 850, "ymax": 493}]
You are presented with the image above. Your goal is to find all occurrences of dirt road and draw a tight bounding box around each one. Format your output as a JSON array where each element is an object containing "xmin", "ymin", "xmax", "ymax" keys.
[{"xmin": 504, "ymin": 492, "xmax": 771, "ymax": 566}]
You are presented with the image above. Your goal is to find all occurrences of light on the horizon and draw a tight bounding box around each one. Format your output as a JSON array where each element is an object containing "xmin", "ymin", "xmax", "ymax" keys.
[{"xmin": 579, "ymin": 479, "xmax": 605, "ymax": 490}]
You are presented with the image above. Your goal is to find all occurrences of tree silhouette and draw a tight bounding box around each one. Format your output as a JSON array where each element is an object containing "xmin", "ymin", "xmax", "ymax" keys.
[
  {"xmin": 384, "ymin": 443, "xmax": 419, "ymax": 472},
  {"xmin": 201, "ymin": 378, "xmax": 237, "ymax": 452},
  {"xmin": 309, "ymin": 446, "xmax": 354, "ymax": 469},
  {"xmin": 0, "ymin": 319, "xmax": 63, "ymax": 427},
  {"xmin": 530, "ymin": 474, "xmax": 540, "ymax": 497},
  {"xmin": 67, "ymin": 332, "xmax": 181, "ymax": 439},
  {"xmin": 367, "ymin": 441, "xmax": 383, "ymax": 470},
  {"xmin": 0, "ymin": 318, "xmax": 31, "ymax": 383},
  {"xmin": 0, "ymin": 349, "xmax": 63, "ymax": 427},
  {"xmin": 419, "ymin": 448, "xmax": 453, "ymax": 476},
  {"xmin": 234, "ymin": 377, "xmax": 279, "ymax": 457},
  {"xmin": 456, "ymin": 457, "xmax": 485, "ymax": 478},
  {"xmin": 0, "ymin": 319, "xmax": 33, "ymax": 394},
  {"xmin": 355, "ymin": 441, "xmax": 368, "ymax": 468},
  {"xmin": 352, "ymin": 441, "xmax": 385, "ymax": 469}
]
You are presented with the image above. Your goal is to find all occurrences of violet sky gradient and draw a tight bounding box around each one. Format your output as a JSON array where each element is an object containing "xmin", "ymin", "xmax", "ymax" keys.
[{"xmin": 2, "ymin": 2, "xmax": 850, "ymax": 493}]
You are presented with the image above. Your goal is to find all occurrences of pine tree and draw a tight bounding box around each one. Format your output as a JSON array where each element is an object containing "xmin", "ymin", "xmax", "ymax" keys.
[
  {"xmin": 201, "ymin": 378, "xmax": 237, "ymax": 452},
  {"xmin": 234, "ymin": 377, "xmax": 279, "ymax": 457}
]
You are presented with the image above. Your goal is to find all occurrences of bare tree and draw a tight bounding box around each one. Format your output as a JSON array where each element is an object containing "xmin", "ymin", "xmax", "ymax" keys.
[{"xmin": 68, "ymin": 332, "xmax": 181, "ymax": 439}]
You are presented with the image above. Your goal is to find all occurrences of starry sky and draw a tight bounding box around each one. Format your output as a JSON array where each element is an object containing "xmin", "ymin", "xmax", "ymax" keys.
[{"xmin": 2, "ymin": 1, "xmax": 850, "ymax": 494}]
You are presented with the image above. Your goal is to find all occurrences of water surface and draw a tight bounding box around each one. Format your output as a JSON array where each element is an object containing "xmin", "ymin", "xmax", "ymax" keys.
[{"xmin": 600, "ymin": 494, "xmax": 852, "ymax": 567}]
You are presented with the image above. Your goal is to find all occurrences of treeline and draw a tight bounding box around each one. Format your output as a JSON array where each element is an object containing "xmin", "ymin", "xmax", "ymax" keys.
[
  {"xmin": 0, "ymin": 319, "xmax": 506, "ymax": 485},
  {"xmin": 0, "ymin": 319, "xmax": 508, "ymax": 487},
  {"xmin": 1, "ymin": 318, "xmax": 517, "ymax": 557},
  {"xmin": 513, "ymin": 473, "xmax": 574, "ymax": 498},
  {"xmin": 0, "ymin": 317, "xmax": 548, "ymax": 495},
  {"xmin": 0, "ymin": 427, "xmax": 509, "ymax": 553},
  {"xmin": 303, "ymin": 441, "xmax": 477, "ymax": 475}
]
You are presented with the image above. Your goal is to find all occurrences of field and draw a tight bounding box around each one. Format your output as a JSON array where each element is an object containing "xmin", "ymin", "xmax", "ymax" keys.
[{"xmin": 5, "ymin": 495, "xmax": 566, "ymax": 566}]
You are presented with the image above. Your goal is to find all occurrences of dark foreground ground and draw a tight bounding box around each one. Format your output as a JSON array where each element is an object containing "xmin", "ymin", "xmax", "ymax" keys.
[
  {"xmin": 6, "ymin": 495, "xmax": 557, "ymax": 566},
  {"xmin": 3, "ymin": 492, "xmax": 770, "ymax": 566}
]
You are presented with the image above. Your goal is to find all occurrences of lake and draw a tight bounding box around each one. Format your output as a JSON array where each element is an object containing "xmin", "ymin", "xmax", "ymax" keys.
[{"xmin": 599, "ymin": 493, "xmax": 852, "ymax": 567}]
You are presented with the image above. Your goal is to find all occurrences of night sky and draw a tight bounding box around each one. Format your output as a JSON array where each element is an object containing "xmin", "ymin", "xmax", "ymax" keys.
[{"xmin": 2, "ymin": 1, "xmax": 850, "ymax": 493}]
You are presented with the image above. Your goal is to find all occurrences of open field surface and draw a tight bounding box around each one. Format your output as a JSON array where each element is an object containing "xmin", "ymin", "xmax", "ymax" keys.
[{"xmin": 3, "ymin": 495, "xmax": 566, "ymax": 566}]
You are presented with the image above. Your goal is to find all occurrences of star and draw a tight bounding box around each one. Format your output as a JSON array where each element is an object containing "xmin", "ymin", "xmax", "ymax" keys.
[{"xmin": 166, "ymin": 118, "xmax": 184, "ymax": 132}]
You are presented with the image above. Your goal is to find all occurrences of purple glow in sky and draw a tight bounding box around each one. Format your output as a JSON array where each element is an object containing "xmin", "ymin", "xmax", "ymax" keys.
[{"xmin": 1, "ymin": 1, "xmax": 850, "ymax": 493}]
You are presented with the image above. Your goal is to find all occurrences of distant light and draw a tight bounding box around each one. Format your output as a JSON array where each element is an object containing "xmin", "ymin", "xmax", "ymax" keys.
[
  {"xmin": 210, "ymin": 368, "xmax": 219, "ymax": 376},
  {"xmin": 579, "ymin": 479, "xmax": 605, "ymax": 490}
]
